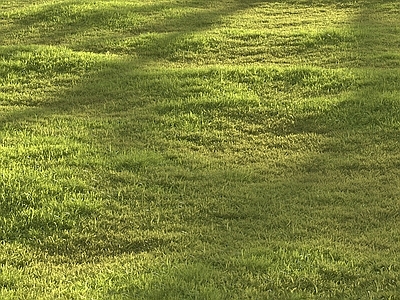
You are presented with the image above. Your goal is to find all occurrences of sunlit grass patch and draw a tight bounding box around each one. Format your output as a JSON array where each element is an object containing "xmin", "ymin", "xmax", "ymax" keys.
[
  {"xmin": 0, "ymin": 0, "xmax": 399, "ymax": 298},
  {"xmin": 0, "ymin": 46, "xmax": 109, "ymax": 105}
]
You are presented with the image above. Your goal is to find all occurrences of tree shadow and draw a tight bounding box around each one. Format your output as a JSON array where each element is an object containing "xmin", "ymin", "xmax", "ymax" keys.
[
  {"xmin": 0, "ymin": 0, "xmax": 267, "ymax": 261},
  {"xmin": 278, "ymin": 0, "xmax": 400, "ymax": 247},
  {"xmin": 0, "ymin": 0, "xmax": 262, "ymax": 54},
  {"xmin": 291, "ymin": 0, "xmax": 400, "ymax": 136},
  {"xmin": 1, "ymin": 0, "xmax": 399, "ymax": 263}
]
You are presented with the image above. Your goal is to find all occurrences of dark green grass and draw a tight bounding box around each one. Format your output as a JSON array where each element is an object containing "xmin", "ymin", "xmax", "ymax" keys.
[{"xmin": 0, "ymin": 0, "xmax": 400, "ymax": 299}]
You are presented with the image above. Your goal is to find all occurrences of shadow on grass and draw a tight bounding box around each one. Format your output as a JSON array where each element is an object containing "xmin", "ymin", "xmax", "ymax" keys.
[
  {"xmin": 0, "ymin": 0, "xmax": 399, "ymax": 265},
  {"xmin": 0, "ymin": 0, "xmax": 259, "ymax": 54},
  {"xmin": 275, "ymin": 0, "xmax": 400, "ymax": 253},
  {"xmin": 291, "ymin": 1, "xmax": 400, "ymax": 140},
  {"xmin": 0, "ymin": 0, "xmax": 266, "ymax": 261}
]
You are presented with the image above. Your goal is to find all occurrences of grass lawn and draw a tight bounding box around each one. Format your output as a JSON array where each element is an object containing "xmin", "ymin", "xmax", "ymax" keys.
[{"xmin": 0, "ymin": 0, "xmax": 400, "ymax": 298}]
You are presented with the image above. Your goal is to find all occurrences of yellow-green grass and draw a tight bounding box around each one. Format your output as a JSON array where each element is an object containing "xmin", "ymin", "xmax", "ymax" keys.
[{"xmin": 0, "ymin": 0, "xmax": 399, "ymax": 298}]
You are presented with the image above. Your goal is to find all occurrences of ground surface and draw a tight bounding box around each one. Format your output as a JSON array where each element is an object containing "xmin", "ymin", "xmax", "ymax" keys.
[{"xmin": 0, "ymin": 0, "xmax": 399, "ymax": 299}]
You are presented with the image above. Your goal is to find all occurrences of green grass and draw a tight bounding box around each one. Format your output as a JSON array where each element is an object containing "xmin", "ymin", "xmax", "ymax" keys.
[{"xmin": 0, "ymin": 0, "xmax": 400, "ymax": 298}]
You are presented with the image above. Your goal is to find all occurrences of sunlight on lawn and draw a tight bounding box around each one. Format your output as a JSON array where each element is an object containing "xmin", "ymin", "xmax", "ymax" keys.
[{"xmin": 0, "ymin": 0, "xmax": 399, "ymax": 299}]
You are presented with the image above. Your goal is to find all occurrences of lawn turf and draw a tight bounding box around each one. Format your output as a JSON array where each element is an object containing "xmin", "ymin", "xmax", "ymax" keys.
[{"xmin": 0, "ymin": 0, "xmax": 399, "ymax": 299}]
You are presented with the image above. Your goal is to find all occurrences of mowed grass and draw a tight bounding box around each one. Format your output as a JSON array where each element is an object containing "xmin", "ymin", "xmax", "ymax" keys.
[{"xmin": 0, "ymin": 0, "xmax": 400, "ymax": 298}]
